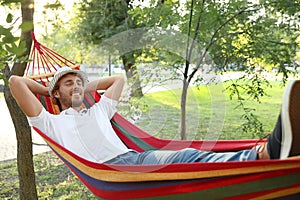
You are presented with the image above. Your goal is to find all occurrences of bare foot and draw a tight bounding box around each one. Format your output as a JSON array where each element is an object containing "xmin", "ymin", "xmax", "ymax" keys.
[{"xmin": 257, "ymin": 142, "xmax": 270, "ymax": 160}]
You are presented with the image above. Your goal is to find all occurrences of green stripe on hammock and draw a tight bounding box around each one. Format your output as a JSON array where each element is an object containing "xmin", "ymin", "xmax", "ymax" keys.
[
  {"xmin": 137, "ymin": 171, "xmax": 300, "ymax": 199},
  {"xmin": 39, "ymin": 95, "xmax": 47, "ymax": 108},
  {"xmin": 111, "ymin": 119, "xmax": 157, "ymax": 151}
]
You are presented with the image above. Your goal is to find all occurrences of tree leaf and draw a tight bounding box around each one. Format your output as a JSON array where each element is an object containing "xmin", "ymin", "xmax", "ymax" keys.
[{"xmin": 6, "ymin": 13, "xmax": 13, "ymax": 23}]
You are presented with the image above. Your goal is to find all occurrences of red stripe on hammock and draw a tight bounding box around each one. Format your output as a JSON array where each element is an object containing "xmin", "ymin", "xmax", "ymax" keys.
[
  {"xmin": 33, "ymin": 126, "xmax": 300, "ymax": 175},
  {"xmin": 72, "ymin": 167, "xmax": 300, "ymax": 199},
  {"xmin": 112, "ymin": 113, "xmax": 262, "ymax": 152}
]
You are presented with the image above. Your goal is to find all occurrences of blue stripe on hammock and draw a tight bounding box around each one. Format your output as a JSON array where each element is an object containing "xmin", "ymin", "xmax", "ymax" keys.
[
  {"xmin": 56, "ymin": 151, "xmax": 300, "ymax": 199},
  {"xmin": 53, "ymin": 148, "xmax": 218, "ymax": 192}
]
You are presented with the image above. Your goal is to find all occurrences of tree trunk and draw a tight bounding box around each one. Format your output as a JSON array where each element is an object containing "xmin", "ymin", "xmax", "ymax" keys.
[
  {"xmin": 180, "ymin": 78, "xmax": 189, "ymax": 140},
  {"xmin": 121, "ymin": 54, "xmax": 143, "ymax": 98},
  {"xmin": 3, "ymin": 0, "xmax": 37, "ymax": 199},
  {"xmin": 3, "ymin": 87, "xmax": 37, "ymax": 200}
]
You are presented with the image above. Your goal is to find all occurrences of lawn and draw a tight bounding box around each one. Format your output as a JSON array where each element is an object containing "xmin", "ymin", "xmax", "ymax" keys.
[
  {"xmin": 0, "ymin": 79, "xmax": 286, "ymax": 199},
  {"xmin": 0, "ymin": 152, "xmax": 96, "ymax": 200},
  {"xmin": 133, "ymin": 80, "xmax": 285, "ymax": 140}
]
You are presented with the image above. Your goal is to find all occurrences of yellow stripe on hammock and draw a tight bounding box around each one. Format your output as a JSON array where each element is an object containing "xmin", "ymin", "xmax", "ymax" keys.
[{"xmin": 46, "ymin": 137, "xmax": 300, "ymax": 183}]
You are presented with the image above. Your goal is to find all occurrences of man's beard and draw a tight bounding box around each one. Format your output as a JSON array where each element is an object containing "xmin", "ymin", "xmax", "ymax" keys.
[
  {"xmin": 71, "ymin": 95, "xmax": 84, "ymax": 107},
  {"xmin": 59, "ymin": 92, "xmax": 83, "ymax": 108}
]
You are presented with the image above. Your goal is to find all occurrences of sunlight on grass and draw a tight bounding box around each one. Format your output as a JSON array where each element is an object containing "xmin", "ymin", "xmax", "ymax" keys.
[
  {"xmin": 145, "ymin": 89, "xmax": 182, "ymax": 109},
  {"xmin": 133, "ymin": 80, "xmax": 285, "ymax": 140}
]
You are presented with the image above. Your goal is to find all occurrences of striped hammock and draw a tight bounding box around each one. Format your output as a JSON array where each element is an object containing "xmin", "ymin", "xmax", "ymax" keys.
[{"xmin": 26, "ymin": 32, "xmax": 300, "ymax": 199}]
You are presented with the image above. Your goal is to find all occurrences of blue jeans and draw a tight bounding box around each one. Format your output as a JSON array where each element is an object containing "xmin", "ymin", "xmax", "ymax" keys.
[{"xmin": 105, "ymin": 148, "xmax": 258, "ymax": 164}]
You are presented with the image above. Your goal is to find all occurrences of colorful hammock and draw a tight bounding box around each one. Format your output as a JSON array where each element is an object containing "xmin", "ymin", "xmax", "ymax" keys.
[{"xmin": 26, "ymin": 32, "xmax": 300, "ymax": 199}]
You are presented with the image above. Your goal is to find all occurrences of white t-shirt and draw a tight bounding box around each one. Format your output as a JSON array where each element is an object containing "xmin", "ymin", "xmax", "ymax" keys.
[{"xmin": 28, "ymin": 95, "xmax": 130, "ymax": 163}]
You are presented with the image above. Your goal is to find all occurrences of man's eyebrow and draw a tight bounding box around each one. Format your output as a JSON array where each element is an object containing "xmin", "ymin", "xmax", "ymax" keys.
[{"xmin": 63, "ymin": 79, "xmax": 74, "ymax": 84}]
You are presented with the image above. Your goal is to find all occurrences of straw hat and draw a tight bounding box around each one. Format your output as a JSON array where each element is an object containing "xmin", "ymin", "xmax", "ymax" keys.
[{"xmin": 48, "ymin": 66, "xmax": 88, "ymax": 98}]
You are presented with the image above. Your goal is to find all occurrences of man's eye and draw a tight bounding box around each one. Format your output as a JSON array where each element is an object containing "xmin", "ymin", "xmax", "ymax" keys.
[{"xmin": 66, "ymin": 82, "xmax": 73, "ymax": 86}]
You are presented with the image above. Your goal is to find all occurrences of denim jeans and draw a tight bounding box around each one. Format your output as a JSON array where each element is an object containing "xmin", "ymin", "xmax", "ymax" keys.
[{"xmin": 105, "ymin": 148, "xmax": 258, "ymax": 164}]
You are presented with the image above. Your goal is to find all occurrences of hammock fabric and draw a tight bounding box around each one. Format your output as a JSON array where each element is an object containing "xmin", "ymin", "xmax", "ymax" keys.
[{"xmin": 26, "ymin": 32, "xmax": 300, "ymax": 199}]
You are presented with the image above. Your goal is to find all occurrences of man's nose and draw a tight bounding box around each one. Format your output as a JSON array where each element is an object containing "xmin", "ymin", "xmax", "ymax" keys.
[{"xmin": 73, "ymin": 82, "xmax": 81, "ymax": 89}]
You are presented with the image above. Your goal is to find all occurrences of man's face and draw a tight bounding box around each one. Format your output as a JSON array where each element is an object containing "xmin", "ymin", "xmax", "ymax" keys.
[{"xmin": 53, "ymin": 74, "xmax": 85, "ymax": 110}]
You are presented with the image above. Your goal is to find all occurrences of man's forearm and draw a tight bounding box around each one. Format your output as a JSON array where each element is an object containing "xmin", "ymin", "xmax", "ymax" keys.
[
  {"xmin": 9, "ymin": 76, "xmax": 46, "ymax": 117},
  {"xmin": 85, "ymin": 76, "xmax": 125, "ymax": 101},
  {"xmin": 10, "ymin": 76, "xmax": 49, "ymax": 96},
  {"xmin": 85, "ymin": 76, "xmax": 124, "ymax": 92},
  {"xmin": 25, "ymin": 77, "xmax": 49, "ymax": 96}
]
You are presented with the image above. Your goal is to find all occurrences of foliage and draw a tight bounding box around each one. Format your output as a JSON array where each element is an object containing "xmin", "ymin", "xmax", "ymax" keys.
[
  {"xmin": 0, "ymin": 19, "xmax": 28, "ymax": 81},
  {"xmin": 75, "ymin": 0, "xmax": 132, "ymax": 43},
  {"xmin": 130, "ymin": 0, "xmax": 300, "ymax": 77},
  {"xmin": 36, "ymin": 1, "xmax": 79, "ymax": 60},
  {"xmin": 72, "ymin": 0, "xmax": 147, "ymax": 97},
  {"xmin": 0, "ymin": 0, "xmax": 34, "ymax": 81},
  {"xmin": 70, "ymin": 0, "xmax": 135, "ymax": 62},
  {"xmin": 225, "ymin": 74, "xmax": 273, "ymax": 138}
]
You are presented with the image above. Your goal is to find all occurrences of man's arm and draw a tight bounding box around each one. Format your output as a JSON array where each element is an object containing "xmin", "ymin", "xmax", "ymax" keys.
[
  {"xmin": 85, "ymin": 75, "xmax": 125, "ymax": 101},
  {"xmin": 9, "ymin": 76, "xmax": 48, "ymax": 117}
]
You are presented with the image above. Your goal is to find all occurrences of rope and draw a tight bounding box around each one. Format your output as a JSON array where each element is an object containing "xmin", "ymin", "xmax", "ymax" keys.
[{"xmin": 25, "ymin": 31, "xmax": 77, "ymax": 79}]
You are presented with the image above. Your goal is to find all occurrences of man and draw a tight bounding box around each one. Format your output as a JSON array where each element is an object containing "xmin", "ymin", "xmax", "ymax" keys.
[{"xmin": 9, "ymin": 66, "xmax": 300, "ymax": 164}]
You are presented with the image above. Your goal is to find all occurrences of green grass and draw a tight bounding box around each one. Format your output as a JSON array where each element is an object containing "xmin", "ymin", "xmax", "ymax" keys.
[
  {"xmin": 133, "ymin": 80, "xmax": 285, "ymax": 140},
  {"xmin": 0, "ymin": 80, "xmax": 286, "ymax": 199},
  {"xmin": 0, "ymin": 152, "xmax": 97, "ymax": 200}
]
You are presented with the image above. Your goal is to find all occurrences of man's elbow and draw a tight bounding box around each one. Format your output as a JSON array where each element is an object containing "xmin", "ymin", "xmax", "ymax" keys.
[
  {"xmin": 8, "ymin": 75, "xmax": 20, "ymax": 89},
  {"xmin": 9, "ymin": 75, "xmax": 24, "ymax": 94},
  {"xmin": 117, "ymin": 75, "xmax": 125, "ymax": 83},
  {"xmin": 116, "ymin": 76, "xmax": 125, "ymax": 88}
]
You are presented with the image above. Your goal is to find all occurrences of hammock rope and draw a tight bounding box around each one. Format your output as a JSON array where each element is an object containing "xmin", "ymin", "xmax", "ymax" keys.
[
  {"xmin": 26, "ymin": 32, "xmax": 77, "ymax": 80},
  {"xmin": 26, "ymin": 32, "xmax": 300, "ymax": 199}
]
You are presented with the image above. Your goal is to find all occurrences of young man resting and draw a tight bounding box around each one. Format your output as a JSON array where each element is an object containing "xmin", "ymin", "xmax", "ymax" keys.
[{"xmin": 9, "ymin": 67, "xmax": 300, "ymax": 164}]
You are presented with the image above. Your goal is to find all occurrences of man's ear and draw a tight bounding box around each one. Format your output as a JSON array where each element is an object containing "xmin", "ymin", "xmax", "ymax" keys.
[{"xmin": 53, "ymin": 90, "xmax": 60, "ymax": 98}]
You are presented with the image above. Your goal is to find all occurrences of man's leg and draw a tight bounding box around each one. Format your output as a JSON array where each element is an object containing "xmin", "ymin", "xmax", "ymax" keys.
[
  {"xmin": 266, "ymin": 80, "xmax": 300, "ymax": 159},
  {"xmin": 105, "ymin": 148, "xmax": 258, "ymax": 164},
  {"xmin": 265, "ymin": 114, "xmax": 282, "ymax": 159},
  {"xmin": 136, "ymin": 148, "xmax": 257, "ymax": 164}
]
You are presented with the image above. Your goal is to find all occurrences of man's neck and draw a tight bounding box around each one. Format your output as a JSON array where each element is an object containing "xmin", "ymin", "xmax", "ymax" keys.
[
  {"xmin": 72, "ymin": 106, "xmax": 82, "ymax": 112},
  {"xmin": 62, "ymin": 105, "xmax": 82, "ymax": 112}
]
